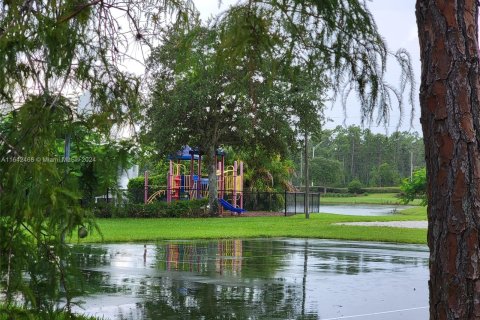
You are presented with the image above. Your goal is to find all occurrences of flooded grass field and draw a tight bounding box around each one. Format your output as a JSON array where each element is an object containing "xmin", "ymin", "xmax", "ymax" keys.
[{"xmin": 72, "ymin": 239, "xmax": 428, "ymax": 320}]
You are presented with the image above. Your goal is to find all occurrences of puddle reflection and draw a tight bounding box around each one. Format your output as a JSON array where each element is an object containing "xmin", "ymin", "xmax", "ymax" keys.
[
  {"xmin": 158, "ymin": 240, "xmax": 243, "ymax": 275},
  {"xmin": 72, "ymin": 239, "xmax": 428, "ymax": 320}
]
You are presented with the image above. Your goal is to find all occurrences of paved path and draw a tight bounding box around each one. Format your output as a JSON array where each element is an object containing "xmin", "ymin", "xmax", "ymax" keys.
[{"xmin": 336, "ymin": 221, "xmax": 428, "ymax": 229}]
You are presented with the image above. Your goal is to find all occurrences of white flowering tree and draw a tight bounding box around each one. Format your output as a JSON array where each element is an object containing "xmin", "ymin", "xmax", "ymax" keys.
[{"xmin": 146, "ymin": 25, "xmax": 326, "ymax": 214}]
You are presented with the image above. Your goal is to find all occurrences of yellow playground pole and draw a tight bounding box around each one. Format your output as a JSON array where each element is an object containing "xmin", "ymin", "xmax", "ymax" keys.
[{"xmin": 233, "ymin": 161, "xmax": 237, "ymax": 208}]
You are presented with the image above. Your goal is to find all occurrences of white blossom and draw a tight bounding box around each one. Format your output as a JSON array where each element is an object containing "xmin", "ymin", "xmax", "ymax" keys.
[{"xmin": 251, "ymin": 71, "xmax": 264, "ymax": 83}]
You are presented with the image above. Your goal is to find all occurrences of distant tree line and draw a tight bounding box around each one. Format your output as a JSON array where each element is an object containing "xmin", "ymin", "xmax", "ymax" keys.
[{"xmin": 294, "ymin": 125, "xmax": 425, "ymax": 188}]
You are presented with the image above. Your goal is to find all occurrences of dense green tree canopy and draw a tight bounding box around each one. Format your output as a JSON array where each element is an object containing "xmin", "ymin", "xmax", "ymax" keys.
[
  {"xmin": 147, "ymin": 25, "xmax": 326, "ymax": 157},
  {"xmin": 146, "ymin": 23, "xmax": 326, "ymax": 212},
  {"xmin": 146, "ymin": 0, "xmax": 415, "ymax": 211},
  {"xmin": 310, "ymin": 156, "xmax": 343, "ymax": 187},
  {"xmin": 302, "ymin": 126, "xmax": 425, "ymax": 187},
  {"xmin": 369, "ymin": 162, "xmax": 400, "ymax": 187}
]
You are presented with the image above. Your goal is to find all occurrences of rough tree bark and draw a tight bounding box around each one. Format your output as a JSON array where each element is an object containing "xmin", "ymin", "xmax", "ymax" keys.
[{"xmin": 416, "ymin": 1, "xmax": 480, "ymax": 318}]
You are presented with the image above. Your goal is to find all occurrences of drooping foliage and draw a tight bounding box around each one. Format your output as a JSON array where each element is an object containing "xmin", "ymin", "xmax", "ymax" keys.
[
  {"xmin": 214, "ymin": 0, "xmax": 415, "ymax": 128},
  {"xmin": 0, "ymin": 0, "xmax": 192, "ymax": 316},
  {"xmin": 0, "ymin": 97, "xmax": 93, "ymax": 313}
]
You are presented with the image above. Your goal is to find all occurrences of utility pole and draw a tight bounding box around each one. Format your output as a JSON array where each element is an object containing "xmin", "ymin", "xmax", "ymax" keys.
[
  {"xmin": 410, "ymin": 150, "xmax": 413, "ymax": 180},
  {"xmin": 312, "ymin": 142, "xmax": 322, "ymax": 159},
  {"xmin": 304, "ymin": 131, "xmax": 310, "ymax": 219},
  {"xmin": 300, "ymin": 150, "xmax": 303, "ymax": 182}
]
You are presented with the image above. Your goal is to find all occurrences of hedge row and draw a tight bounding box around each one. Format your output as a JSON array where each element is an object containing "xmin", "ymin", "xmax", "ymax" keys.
[
  {"xmin": 321, "ymin": 187, "xmax": 402, "ymax": 197},
  {"xmin": 320, "ymin": 186, "xmax": 401, "ymax": 194},
  {"xmin": 362, "ymin": 187, "xmax": 402, "ymax": 194},
  {"xmin": 322, "ymin": 193, "xmax": 357, "ymax": 197},
  {"xmin": 94, "ymin": 198, "xmax": 210, "ymax": 218},
  {"xmin": 127, "ymin": 174, "xmax": 166, "ymax": 190}
]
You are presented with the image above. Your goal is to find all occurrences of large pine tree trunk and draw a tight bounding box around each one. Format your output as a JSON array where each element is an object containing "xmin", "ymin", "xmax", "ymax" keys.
[{"xmin": 416, "ymin": 1, "xmax": 480, "ymax": 318}]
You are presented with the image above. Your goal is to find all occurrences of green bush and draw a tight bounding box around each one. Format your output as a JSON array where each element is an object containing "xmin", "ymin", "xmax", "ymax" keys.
[
  {"xmin": 127, "ymin": 173, "xmax": 166, "ymax": 189},
  {"xmin": 347, "ymin": 179, "xmax": 364, "ymax": 194},
  {"xmin": 127, "ymin": 174, "xmax": 166, "ymax": 203},
  {"xmin": 400, "ymin": 167, "xmax": 427, "ymax": 205},
  {"xmin": 363, "ymin": 187, "xmax": 401, "ymax": 193},
  {"xmin": 323, "ymin": 193, "xmax": 351, "ymax": 197},
  {"xmin": 94, "ymin": 202, "xmax": 116, "ymax": 218}
]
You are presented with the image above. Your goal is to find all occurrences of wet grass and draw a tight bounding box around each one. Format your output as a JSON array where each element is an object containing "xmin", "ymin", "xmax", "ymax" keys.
[
  {"xmin": 320, "ymin": 193, "xmax": 423, "ymax": 205},
  {"xmin": 74, "ymin": 206, "xmax": 427, "ymax": 245},
  {"xmin": 0, "ymin": 306, "xmax": 98, "ymax": 320}
]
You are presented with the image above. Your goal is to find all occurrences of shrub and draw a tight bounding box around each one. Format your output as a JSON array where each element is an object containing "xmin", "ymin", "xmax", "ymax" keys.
[
  {"xmin": 363, "ymin": 187, "xmax": 401, "ymax": 194},
  {"xmin": 242, "ymin": 192, "xmax": 285, "ymax": 211},
  {"xmin": 323, "ymin": 193, "xmax": 351, "ymax": 198},
  {"xmin": 347, "ymin": 179, "xmax": 364, "ymax": 194},
  {"xmin": 400, "ymin": 167, "xmax": 427, "ymax": 205},
  {"xmin": 127, "ymin": 174, "xmax": 166, "ymax": 203},
  {"xmin": 94, "ymin": 202, "xmax": 116, "ymax": 218}
]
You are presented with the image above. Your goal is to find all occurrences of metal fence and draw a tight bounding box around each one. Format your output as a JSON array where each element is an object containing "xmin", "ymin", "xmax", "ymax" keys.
[
  {"xmin": 284, "ymin": 192, "xmax": 321, "ymax": 215},
  {"xmin": 120, "ymin": 187, "xmax": 321, "ymax": 215}
]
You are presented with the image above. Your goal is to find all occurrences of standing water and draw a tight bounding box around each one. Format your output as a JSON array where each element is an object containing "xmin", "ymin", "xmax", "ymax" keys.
[
  {"xmin": 318, "ymin": 204, "xmax": 412, "ymax": 216},
  {"xmin": 72, "ymin": 239, "xmax": 428, "ymax": 319}
]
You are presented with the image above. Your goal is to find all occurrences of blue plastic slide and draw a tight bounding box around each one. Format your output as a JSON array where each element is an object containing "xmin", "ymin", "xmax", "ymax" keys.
[{"xmin": 219, "ymin": 199, "xmax": 246, "ymax": 214}]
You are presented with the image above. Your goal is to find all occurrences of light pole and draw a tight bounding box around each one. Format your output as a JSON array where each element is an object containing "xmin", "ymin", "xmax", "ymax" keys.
[
  {"xmin": 312, "ymin": 142, "xmax": 322, "ymax": 159},
  {"xmin": 410, "ymin": 150, "xmax": 414, "ymax": 180},
  {"xmin": 300, "ymin": 150, "xmax": 303, "ymax": 182},
  {"xmin": 304, "ymin": 131, "xmax": 309, "ymax": 219},
  {"xmin": 311, "ymin": 142, "xmax": 322, "ymax": 187}
]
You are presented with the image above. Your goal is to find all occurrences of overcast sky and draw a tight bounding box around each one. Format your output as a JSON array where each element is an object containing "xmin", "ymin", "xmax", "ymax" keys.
[
  {"xmin": 351, "ymin": 0, "xmax": 420, "ymax": 134},
  {"xmin": 194, "ymin": 0, "xmax": 422, "ymax": 134}
]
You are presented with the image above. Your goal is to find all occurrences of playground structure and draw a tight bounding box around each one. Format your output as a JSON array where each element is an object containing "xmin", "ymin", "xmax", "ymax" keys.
[{"xmin": 145, "ymin": 146, "xmax": 244, "ymax": 213}]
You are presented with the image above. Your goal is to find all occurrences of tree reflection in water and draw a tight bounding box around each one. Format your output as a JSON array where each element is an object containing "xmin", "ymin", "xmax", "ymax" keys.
[
  {"xmin": 72, "ymin": 239, "xmax": 428, "ymax": 320},
  {"xmin": 157, "ymin": 240, "xmax": 243, "ymax": 275}
]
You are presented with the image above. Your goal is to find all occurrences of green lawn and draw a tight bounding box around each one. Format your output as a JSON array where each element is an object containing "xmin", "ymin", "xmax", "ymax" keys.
[
  {"xmin": 74, "ymin": 206, "xmax": 427, "ymax": 245},
  {"xmin": 320, "ymin": 193, "xmax": 422, "ymax": 205}
]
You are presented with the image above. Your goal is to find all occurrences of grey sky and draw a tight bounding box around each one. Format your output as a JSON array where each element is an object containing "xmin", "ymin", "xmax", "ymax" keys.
[{"xmin": 194, "ymin": 0, "xmax": 422, "ymax": 134}]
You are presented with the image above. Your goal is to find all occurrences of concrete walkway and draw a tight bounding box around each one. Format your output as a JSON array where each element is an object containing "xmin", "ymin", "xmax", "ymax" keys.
[{"xmin": 336, "ymin": 221, "xmax": 428, "ymax": 229}]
